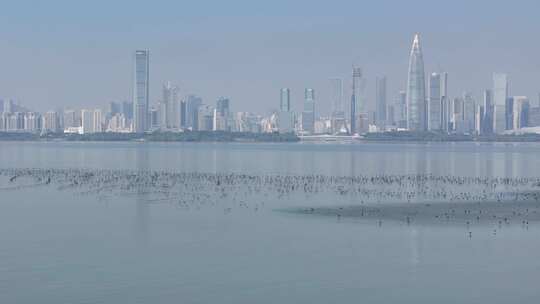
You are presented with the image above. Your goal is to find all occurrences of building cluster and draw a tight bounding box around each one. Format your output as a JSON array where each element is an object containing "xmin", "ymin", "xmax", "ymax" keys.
[
  {"xmin": 277, "ymin": 34, "xmax": 540, "ymax": 136},
  {"xmin": 0, "ymin": 50, "xmax": 263, "ymax": 135},
  {"xmin": 397, "ymin": 34, "xmax": 539, "ymax": 136},
  {"xmin": 2, "ymin": 36, "xmax": 540, "ymax": 136},
  {"xmin": 0, "ymin": 99, "xmax": 48, "ymax": 133}
]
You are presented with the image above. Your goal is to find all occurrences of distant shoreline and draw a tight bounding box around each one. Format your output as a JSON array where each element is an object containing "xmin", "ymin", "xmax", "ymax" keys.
[
  {"xmin": 360, "ymin": 131, "xmax": 540, "ymax": 143},
  {"xmin": 2, "ymin": 131, "xmax": 540, "ymax": 143},
  {"xmin": 0, "ymin": 131, "xmax": 300, "ymax": 143}
]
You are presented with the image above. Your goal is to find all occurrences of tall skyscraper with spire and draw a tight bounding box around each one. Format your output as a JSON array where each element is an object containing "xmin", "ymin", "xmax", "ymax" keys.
[{"xmin": 406, "ymin": 34, "xmax": 426, "ymax": 131}]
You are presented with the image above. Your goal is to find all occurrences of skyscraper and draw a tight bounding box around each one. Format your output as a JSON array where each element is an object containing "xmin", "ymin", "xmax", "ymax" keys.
[
  {"xmin": 463, "ymin": 92, "xmax": 476, "ymax": 133},
  {"xmin": 185, "ymin": 95, "xmax": 202, "ymax": 131},
  {"xmin": 428, "ymin": 73, "xmax": 441, "ymax": 131},
  {"xmin": 330, "ymin": 78, "xmax": 346, "ymax": 133},
  {"xmin": 93, "ymin": 109, "xmax": 103, "ymax": 133},
  {"xmin": 506, "ymin": 97, "xmax": 514, "ymax": 131},
  {"xmin": 81, "ymin": 109, "xmax": 94, "ymax": 134},
  {"xmin": 280, "ymin": 88, "xmax": 290, "ymax": 112},
  {"xmin": 108, "ymin": 101, "xmax": 121, "ymax": 117},
  {"xmin": 397, "ymin": 90, "xmax": 407, "ymax": 129},
  {"xmin": 387, "ymin": 105, "xmax": 395, "ymax": 126},
  {"xmin": 350, "ymin": 67, "xmax": 362, "ymax": 134},
  {"xmin": 63, "ymin": 109, "xmax": 77, "ymax": 129},
  {"xmin": 302, "ymin": 88, "xmax": 315, "ymax": 134},
  {"xmin": 451, "ymin": 97, "xmax": 464, "ymax": 132},
  {"xmin": 122, "ymin": 101, "xmax": 133, "ymax": 121},
  {"xmin": 330, "ymin": 78, "xmax": 343, "ymax": 116},
  {"xmin": 493, "ymin": 73, "xmax": 508, "ymax": 134},
  {"xmin": 440, "ymin": 72, "xmax": 449, "ymax": 132},
  {"xmin": 482, "ymin": 90, "xmax": 493, "ymax": 134},
  {"xmin": 180, "ymin": 100, "xmax": 187, "ymax": 128},
  {"xmin": 133, "ymin": 50, "xmax": 150, "ymax": 133},
  {"xmin": 197, "ymin": 105, "xmax": 214, "ymax": 131},
  {"xmin": 162, "ymin": 81, "xmax": 179, "ymax": 129},
  {"xmin": 42, "ymin": 111, "xmax": 58, "ymax": 133},
  {"xmin": 214, "ymin": 97, "xmax": 231, "ymax": 131},
  {"xmin": 406, "ymin": 34, "xmax": 426, "ymax": 131},
  {"xmin": 23, "ymin": 112, "xmax": 39, "ymax": 132},
  {"xmin": 216, "ymin": 97, "xmax": 230, "ymax": 117},
  {"xmin": 475, "ymin": 104, "xmax": 483, "ymax": 135},
  {"xmin": 278, "ymin": 88, "xmax": 293, "ymax": 133},
  {"xmin": 150, "ymin": 107, "xmax": 159, "ymax": 130},
  {"xmin": 512, "ymin": 96, "xmax": 529, "ymax": 130},
  {"xmin": 375, "ymin": 76, "xmax": 387, "ymax": 130},
  {"xmin": 2, "ymin": 99, "xmax": 14, "ymax": 114},
  {"xmin": 158, "ymin": 100, "xmax": 167, "ymax": 129}
]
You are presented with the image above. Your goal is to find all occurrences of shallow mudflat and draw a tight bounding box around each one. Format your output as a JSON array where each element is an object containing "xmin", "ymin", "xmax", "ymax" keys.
[{"xmin": 287, "ymin": 200, "xmax": 540, "ymax": 226}]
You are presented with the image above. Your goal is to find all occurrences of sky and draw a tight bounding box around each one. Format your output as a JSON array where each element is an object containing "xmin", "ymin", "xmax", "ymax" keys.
[{"xmin": 1, "ymin": 0, "xmax": 540, "ymax": 114}]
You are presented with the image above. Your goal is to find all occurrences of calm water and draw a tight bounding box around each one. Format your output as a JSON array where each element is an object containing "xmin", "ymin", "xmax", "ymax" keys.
[{"xmin": 1, "ymin": 141, "xmax": 540, "ymax": 303}]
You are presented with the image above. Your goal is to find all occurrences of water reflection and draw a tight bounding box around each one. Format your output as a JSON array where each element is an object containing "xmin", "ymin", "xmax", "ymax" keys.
[
  {"xmin": 1, "ymin": 141, "xmax": 540, "ymax": 177},
  {"xmin": 134, "ymin": 144, "xmax": 150, "ymax": 244},
  {"xmin": 409, "ymin": 227, "xmax": 422, "ymax": 270}
]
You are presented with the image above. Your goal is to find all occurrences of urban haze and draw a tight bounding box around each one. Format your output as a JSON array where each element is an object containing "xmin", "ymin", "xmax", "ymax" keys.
[{"xmin": 2, "ymin": 1, "xmax": 540, "ymax": 303}]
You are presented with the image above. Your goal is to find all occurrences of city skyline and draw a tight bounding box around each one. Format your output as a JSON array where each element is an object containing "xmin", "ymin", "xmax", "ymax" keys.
[
  {"xmin": 3, "ymin": 32, "xmax": 540, "ymax": 136},
  {"xmin": 1, "ymin": 1, "xmax": 540, "ymax": 114},
  {"xmin": 3, "ymin": 3, "xmax": 540, "ymax": 303}
]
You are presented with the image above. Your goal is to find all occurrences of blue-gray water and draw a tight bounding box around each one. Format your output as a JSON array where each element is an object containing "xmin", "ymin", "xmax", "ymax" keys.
[{"xmin": 1, "ymin": 141, "xmax": 539, "ymax": 303}]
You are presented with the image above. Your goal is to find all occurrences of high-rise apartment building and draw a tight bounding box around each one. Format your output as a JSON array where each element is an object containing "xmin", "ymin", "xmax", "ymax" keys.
[
  {"xmin": 93, "ymin": 109, "xmax": 103, "ymax": 133},
  {"xmin": 63, "ymin": 109, "xmax": 77, "ymax": 129},
  {"xmin": 42, "ymin": 111, "xmax": 58, "ymax": 133},
  {"xmin": 23, "ymin": 112, "xmax": 39, "ymax": 132},
  {"xmin": 81, "ymin": 109, "xmax": 94, "ymax": 134}
]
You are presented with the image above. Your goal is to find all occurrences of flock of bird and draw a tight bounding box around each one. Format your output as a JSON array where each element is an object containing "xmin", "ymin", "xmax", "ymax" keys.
[
  {"xmin": 1, "ymin": 167, "xmax": 540, "ymax": 203},
  {"xmin": 1, "ymin": 168, "xmax": 540, "ymax": 230}
]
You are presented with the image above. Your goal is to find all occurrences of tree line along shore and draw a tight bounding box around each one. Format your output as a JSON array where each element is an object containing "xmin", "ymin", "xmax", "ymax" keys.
[
  {"xmin": 2, "ymin": 130, "xmax": 540, "ymax": 142},
  {"xmin": 0, "ymin": 131, "xmax": 300, "ymax": 142}
]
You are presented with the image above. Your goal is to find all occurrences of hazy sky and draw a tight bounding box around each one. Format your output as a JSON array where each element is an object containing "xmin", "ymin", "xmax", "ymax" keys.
[{"xmin": 1, "ymin": 0, "xmax": 540, "ymax": 114}]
